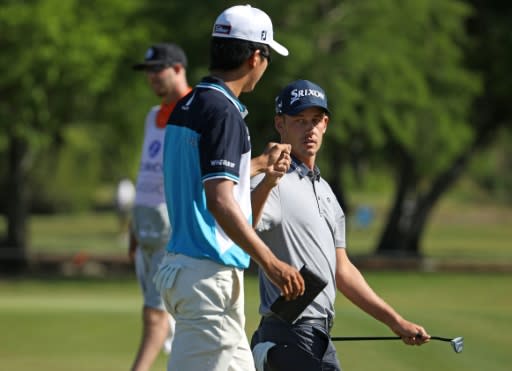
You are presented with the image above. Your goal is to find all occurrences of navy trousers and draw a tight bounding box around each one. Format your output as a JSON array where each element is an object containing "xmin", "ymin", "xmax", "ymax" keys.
[{"xmin": 251, "ymin": 316, "xmax": 342, "ymax": 371}]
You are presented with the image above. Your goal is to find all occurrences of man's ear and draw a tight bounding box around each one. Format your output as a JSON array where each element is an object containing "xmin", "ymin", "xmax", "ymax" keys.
[
  {"xmin": 248, "ymin": 50, "xmax": 259, "ymax": 68},
  {"xmin": 323, "ymin": 116, "xmax": 329, "ymax": 133},
  {"xmin": 274, "ymin": 115, "xmax": 284, "ymax": 133},
  {"xmin": 172, "ymin": 64, "xmax": 183, "ymax": 74}
]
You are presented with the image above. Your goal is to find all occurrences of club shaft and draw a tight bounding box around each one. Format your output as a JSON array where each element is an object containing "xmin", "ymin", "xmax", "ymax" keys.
[
  {"xmin": 331, "ymin": 336, "xmax": 400, "ymax": 341},
  {"xmin": 430, "ymin": 336, "xmax": 452, "ymax": 342},
  {"xmin": 331, "ymin": 336, "xmax": 453, "ymax": 342}
]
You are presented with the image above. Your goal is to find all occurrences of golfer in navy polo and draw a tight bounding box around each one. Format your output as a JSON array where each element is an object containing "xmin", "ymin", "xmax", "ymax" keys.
[{"xmin": 153, "ymin": 5, "xmax": 305, "ymax": 370}]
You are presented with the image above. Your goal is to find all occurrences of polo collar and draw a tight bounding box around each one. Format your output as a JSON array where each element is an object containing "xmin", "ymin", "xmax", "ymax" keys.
[
  {"xmin": 290, "ymin": 155, "xmax": 321, "ymax": 182},
  {"xmin": 196, "ymin": 76, "xmax": 248, "ymax": 118}
]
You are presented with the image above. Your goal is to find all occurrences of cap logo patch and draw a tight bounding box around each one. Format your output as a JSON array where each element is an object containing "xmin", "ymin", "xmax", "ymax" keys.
[
  {"xmin": 290, "ymin": 88, "xmax": 325, "ymax": 105},
  {"xmin": 214, "ymin": 24, "xmax": 231, "ymax": 35},
  {"xmin": 261, "ymin": 31, "xmax": 267, "ymax": 41}
]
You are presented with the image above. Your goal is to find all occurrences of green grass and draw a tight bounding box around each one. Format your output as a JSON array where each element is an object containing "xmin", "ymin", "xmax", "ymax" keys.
[
  {"xmin": 0, "ymin": 195, "xmax": 510, "ymax": 369},
  {"xmin": 1, "ymin": 273, "xmax": 510, "ymax": 371},
  {"xmin": 0, "ymin": 278, "xmax": 168, "ymax": 371}
]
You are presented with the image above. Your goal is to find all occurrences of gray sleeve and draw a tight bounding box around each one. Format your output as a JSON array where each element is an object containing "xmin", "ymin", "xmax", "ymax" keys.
[
  {"xmin": 250, "ymin": 173, "xmax": 265, "ymax": 191},
  {"xmin": 322, "ymin": 180, "xmax": 346, "ymax": 249},
  {"xmin": 333, "ymin": 199, "xmax": 346, "ymax": 249}
]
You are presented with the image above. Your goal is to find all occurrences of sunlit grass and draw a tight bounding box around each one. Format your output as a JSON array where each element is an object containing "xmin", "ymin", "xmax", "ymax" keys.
[{"xmin": 1, "ymin": 273, "xmax": 510, "ymax": 371}]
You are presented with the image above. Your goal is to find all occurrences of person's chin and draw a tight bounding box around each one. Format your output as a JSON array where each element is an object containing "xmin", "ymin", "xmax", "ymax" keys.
[{"xmin": 303, "ymin": 143, "xmax": 317, "ymax": 152}]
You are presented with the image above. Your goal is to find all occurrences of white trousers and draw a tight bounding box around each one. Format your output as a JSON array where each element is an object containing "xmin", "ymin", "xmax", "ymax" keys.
[{"xmin": 154, "ymin": 253, "xmax": 255, "ymax": 371}]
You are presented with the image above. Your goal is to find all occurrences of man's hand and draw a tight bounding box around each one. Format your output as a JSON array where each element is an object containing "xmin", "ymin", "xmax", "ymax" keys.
[
  {"xmin": 251, "ymin": 142, "xmax": 291, "ymax": 177},
  {"xmin": 263, "ymin": 142, "xmax": 291, "ymax": 168},
  {"xmin": 262, "ymin": 258, "xmax": 305, "ymax": 301},
  {"xmin": 250, "ymin": 143, "xmax": 291, "ymax": 227},
  {"xmin": 262, "ymin": 143, "xmax": 291, "ymax": 188},
  {"xmin": 391, "ymin": 318, "xmax": 431, "ymax": 346}
]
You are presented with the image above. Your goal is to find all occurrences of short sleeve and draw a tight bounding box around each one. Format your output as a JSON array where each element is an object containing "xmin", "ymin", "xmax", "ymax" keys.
[{"xmin": 199, "ymin": 107, "xmax": 250, "ymax": 183}]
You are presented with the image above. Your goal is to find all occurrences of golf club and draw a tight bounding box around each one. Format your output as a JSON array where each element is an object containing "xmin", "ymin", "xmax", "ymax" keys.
[{"xmin": 330, "ymin": 335, "xmax": 463, "ymax": 353}]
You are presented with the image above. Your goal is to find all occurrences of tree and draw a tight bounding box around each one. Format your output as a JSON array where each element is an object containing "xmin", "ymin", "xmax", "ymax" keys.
[
  {"xmin": 373, "ymin": 0, "xmax": 512, "ymax": 256},
  {"xmin": 0, "ymin": 0, "xmax": 149, "ymax": 272},
  {"xmin": 253, "ymin": 0, "xmax": 482, "ymax": 257},
  {"xmin": 334, "ymin": 0, "xmax": 482, "ymax": 257}
]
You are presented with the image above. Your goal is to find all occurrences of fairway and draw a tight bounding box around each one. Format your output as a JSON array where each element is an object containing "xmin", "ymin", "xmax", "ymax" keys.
[{"xmin": 1, "ymin": 273, "xmax": 510, "ymax": 371}]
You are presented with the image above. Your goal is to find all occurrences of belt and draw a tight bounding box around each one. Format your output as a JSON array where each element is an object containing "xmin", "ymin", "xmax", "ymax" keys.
[
  {"xmin": 296, "ymin": 317, "xmax": 333, "ymax": 333},
  {"xmin": 263, "ymin": 315, "xmax": 333, "ymax": 334}
]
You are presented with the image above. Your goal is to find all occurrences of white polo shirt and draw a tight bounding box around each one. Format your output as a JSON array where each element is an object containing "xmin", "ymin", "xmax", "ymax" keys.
[{"xmin": 134, "ymin": 106, "xmax": 166, "ymax": 208}]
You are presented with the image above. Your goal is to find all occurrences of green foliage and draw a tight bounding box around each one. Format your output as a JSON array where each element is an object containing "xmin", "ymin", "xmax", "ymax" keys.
[
  {"xmin": 0, "ymin": 0, "xmax": 152, "ymax": 210},
  {"xmin": 220, "ymin": 0, "xmax": 481, "ymax": 185},
  {"xmin": 318, "ymin": 0, "xmax": 480, "ymax": 175},
  {"xmin": 30, "ymin": 125, "xmax": 103, "ymax": 212},
  {"xmin": 1, "ymin": 0, "xmax": 133, "ymax": 136},
  {"xmin": 0, "ymin": 0, "xmax": 509, "ymax": 258}
]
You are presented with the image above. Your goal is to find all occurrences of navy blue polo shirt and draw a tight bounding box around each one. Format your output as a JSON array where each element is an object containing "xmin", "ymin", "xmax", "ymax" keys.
[{"xmin": 162, "ymin": 76, "xmax": 252, "ymax": 268}]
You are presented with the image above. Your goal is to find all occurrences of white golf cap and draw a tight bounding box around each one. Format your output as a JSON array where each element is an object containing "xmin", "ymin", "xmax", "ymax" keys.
[{"xmin": 212, "ymin": 5, "xmax": 289, "ymax": 56}]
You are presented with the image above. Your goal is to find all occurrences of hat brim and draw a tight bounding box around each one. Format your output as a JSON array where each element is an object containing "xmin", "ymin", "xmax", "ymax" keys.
[
  {"xmin": 269, "ymin": 40, "xmax": 288, "ymax": 56},
  {"xmin": 283, "ymin": 103, "xmax": 330, "ymax": 116},
  {"xmin": 132, "ymin": 60, "xmax": 167, "ymax": 70}
]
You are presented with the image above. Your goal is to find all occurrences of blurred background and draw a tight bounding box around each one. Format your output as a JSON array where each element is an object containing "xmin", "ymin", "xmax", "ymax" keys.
[{"xmin": 1, "ymin": 0, "xmax": 511, "ymax": 370}]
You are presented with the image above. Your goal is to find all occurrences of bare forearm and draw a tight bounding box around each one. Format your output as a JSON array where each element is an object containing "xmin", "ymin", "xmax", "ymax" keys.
[
  {"xmin": 250, "ymin": 179, "xmax": 274, "ymax": 227},
  {"xmin": 207, "ymin": 186, "xmax": 274, "ymax": 268},
  {"xmin": 336, "ymin": 250, "xmax": 430, "ymax": 343},
  {"xmin": 205, "ymin": 179, "xmax": 305, "ymax": 300},
  {"xmin": 251, "ymin": 155, "xmax": 267, "ymax": 177},
  {"xmin": 337, "ymin": 263, "xmax": 402, "ymax": 327}
]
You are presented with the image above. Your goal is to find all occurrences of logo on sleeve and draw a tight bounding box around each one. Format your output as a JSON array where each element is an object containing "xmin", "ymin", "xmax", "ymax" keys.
[{"xmin": 211, "ymin": 159, "xmax": 235, "ymax": 168}]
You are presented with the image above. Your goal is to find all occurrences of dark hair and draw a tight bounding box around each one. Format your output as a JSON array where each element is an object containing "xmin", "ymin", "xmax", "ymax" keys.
[{"xmin": 209, "ymin": 37, "xmax": 271, "ymax": 71}]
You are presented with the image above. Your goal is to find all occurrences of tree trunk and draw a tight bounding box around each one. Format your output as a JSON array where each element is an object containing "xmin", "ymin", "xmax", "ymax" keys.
[
  {"xmin": 375, "ymin": 105, "xmax": 503, "ymax": 258},
  {"xmin": 0, "ymin": 135, "xmax": 31, "ymax": 274},
  {"xmin": 375, "ymin": 152, "xmax": 422, "ymax": 257}
]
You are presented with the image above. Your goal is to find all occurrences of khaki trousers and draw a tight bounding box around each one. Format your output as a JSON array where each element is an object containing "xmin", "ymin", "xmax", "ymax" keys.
[{"xmin": 154, "ymin": 253, "xmax": 255, "ymax": 371}]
